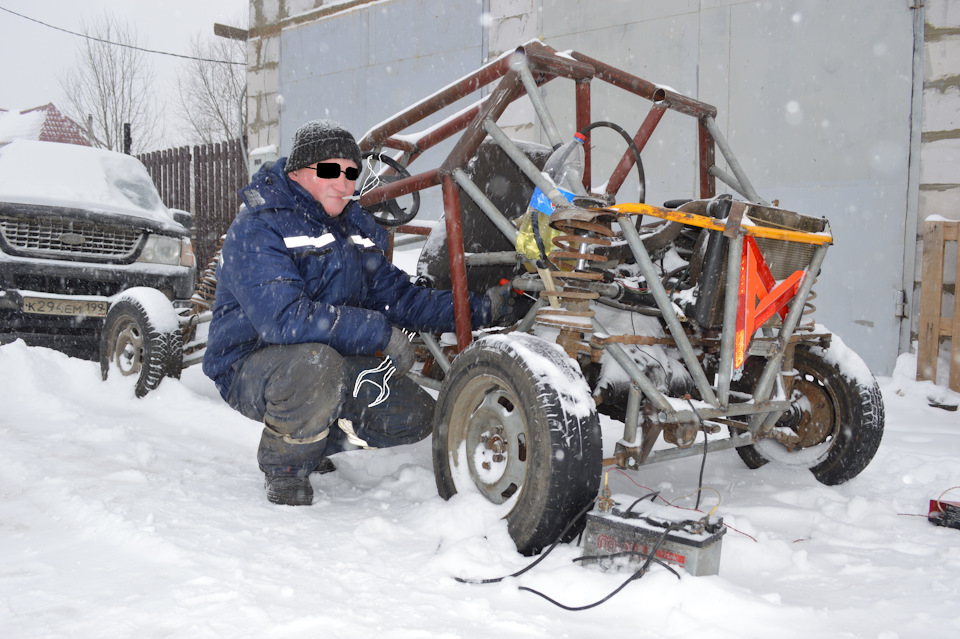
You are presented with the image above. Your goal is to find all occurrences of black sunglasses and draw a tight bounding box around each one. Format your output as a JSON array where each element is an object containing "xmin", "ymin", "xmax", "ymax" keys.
[{"xmin": 315, "ymin": 162, "xmax": 360, "ymax": 181}]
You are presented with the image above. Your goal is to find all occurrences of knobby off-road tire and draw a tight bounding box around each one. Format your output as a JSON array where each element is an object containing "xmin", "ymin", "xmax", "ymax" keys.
[
  {"xmin": 433, "ymin": 333, "xmax": 602, "ymax": 556},
  {"xmin": 734, "ymin": 341, "xmax": 885, "ymax": 485},
  {"xmin": 100, "ymin": 288, "xmax": 183, "ymax": 398}
]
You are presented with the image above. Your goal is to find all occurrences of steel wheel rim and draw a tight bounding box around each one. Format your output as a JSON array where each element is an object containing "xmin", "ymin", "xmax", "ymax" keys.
[
  {"xmin": 449, "ymin": 374, "xmax": 528, "ymax": 506},
  {"xmin": 112, "ymin": 318, "xmax": 144, "ymax": 377},
  {"xmin": 755, "ymin": 361, "xmax": 839, "ymax": 466},
  {"xmin": 789, "ymin": 370, "xmax": 838, "ymax": 447}
]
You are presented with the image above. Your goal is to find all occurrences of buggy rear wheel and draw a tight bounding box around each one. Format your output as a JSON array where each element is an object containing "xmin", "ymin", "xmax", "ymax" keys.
[
  {"xmin": 432, "ymin": 333, "xmax": 602, "ymax": 555},
  {"xmin": 734, "ymin": 340, "xmax": 884, "ymax": 485}
]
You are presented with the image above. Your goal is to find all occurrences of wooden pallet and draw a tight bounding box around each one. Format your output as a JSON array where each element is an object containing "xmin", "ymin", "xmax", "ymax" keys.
[{"xmin": 917, "ymin": 219, "xmax": 960, "ymax": 391}]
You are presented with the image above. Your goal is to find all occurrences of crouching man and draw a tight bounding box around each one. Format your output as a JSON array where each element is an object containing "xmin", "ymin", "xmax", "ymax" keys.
[{"xmin": 203, "ymin": 120, "xmax": 517, "ymax": 506}]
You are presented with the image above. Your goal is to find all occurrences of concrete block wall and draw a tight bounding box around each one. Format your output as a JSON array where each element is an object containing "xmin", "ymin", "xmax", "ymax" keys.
[
  {"xmin": 247, "ymin": 1, "xmax": 372, "ymax": 152},
  {"xmin": 921, "ymin": 0, "xmax": 960, "ymax": 223},
  {"xmin": 485, "ymin": 0, "xmax": 540, "ymax": 140},
  {"xmin": 917, "ymin": 0, "xmax": 959, "ymax": 343}
]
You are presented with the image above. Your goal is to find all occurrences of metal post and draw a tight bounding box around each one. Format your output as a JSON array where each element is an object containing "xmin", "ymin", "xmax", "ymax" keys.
[
  {"xmin": 516, "ymin": 297, "xmax": 547, "ymax": 333},
  {"xmin": 452, "ymin": 168, "xmax": 519, "ymax": 244},
  {"xmin": 482, "ymin": 119, "xmax": 569, "ymax": 209},
  {"xmin": 419, "ymin": 332, "xmax": 450, "ymax": 374},
  {"xmin": 516, "ymin": 57, "xmax": 563, "ymax": 149},
  {"xmin": 605, "ymin": 104, "xmax": 665, "ymax": 198},
  {"xmin": 717, "ymin": 233, "xmax": 744, "ymax": 407},
  {"xmin": 747, "ymin": 244, "xmax": 830, "ymax": 432},
  {"xmin": 576, "ymin": 80, "xmax": 592, "ymax": 186},
  {"xmin": 642, "ymin": 431, "xmax": 755, "ymax": 466},
  {"xmin": 617, "ymin": 215, "xmax": 719, "ymax": 407},
  {"xmin": 623, "ymin": 384, "xmax": 642, "ymax": 446},
  {"xmin": 702, "ymin": 116, "xmax": 768, "ymax": 206},
  {"xmin": 708, "ymin": 165, "xmax": 747, "ymax": 195}
]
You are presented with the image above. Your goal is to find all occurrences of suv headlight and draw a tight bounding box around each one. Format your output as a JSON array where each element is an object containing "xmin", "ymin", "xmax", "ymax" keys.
[{"xmin": 138, "ymin": 235, "xmax": 194, "ymax": 267}]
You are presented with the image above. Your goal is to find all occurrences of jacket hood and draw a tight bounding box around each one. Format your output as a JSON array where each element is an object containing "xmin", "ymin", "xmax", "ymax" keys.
[{"xmin": 239, "ymin": 157, "xmax": 312, "ymax": 215}]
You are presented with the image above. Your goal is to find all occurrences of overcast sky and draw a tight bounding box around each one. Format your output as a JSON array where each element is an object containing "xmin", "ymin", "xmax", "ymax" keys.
[{"xmin": 0, "ymin": 0, "xmax": 247, "ymax": 143}]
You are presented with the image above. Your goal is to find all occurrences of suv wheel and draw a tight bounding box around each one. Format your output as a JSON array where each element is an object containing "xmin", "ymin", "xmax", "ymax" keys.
[{"xmin": 99, "ymin": 288, "xmax": 182, "ymax": 397}]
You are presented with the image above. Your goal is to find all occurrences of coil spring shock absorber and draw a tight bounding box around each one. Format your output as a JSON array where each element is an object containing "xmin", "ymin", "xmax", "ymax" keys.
[{"xmin": 534, "ymin": 205, "xmax": 618, "ymax": 361}]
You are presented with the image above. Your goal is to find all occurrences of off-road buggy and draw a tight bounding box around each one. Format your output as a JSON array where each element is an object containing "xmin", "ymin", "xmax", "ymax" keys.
[{"xmin": 132, "ymin": 42, "xmax": 885, "ymax": 556}]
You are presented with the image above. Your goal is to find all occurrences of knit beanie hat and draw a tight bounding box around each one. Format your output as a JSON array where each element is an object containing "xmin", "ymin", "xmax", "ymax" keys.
[{"xmin": 285, "ymin": 119, "xmax": 362, "ymax": 173}]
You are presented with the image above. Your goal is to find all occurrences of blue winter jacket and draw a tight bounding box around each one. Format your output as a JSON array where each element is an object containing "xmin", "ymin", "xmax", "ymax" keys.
[{"xmin": 202, "ymin": 158, "xmax": 491, "ymax": 398}]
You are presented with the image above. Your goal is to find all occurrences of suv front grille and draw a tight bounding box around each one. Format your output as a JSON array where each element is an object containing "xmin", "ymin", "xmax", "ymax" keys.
[{"xmin": 0, "ymin": 215, "xmax": 143, "ymax": 260}]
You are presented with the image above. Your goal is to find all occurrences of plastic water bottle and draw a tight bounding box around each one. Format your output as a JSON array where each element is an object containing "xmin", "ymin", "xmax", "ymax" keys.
[
  {"xmin": 516, "ymin": 133, "xmax": 587, "ymax": 263},
  {"xmin": 541, "ymin": 131, "xmax": 588, "ymax": 200}
]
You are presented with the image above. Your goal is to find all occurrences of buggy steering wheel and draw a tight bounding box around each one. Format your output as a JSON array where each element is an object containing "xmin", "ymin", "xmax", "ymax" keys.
[{"xmin": 358, "ymin": 151, "xmax": 421, "ymax": 227}]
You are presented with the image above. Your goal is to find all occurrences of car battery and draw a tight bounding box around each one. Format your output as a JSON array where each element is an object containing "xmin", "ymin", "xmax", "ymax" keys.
[
  {"xmin": 928, "ymin": 499, "xmax": 960, "ymax": 530},
  {"xmin": 581, "ymin": 494, "xmax": 725, "ymax": 576}
]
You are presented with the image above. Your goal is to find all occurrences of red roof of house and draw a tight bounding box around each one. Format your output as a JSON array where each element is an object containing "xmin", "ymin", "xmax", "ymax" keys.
[{"xmin": 0, "ymin": 104, "xmax": 92, "ymax": 146}]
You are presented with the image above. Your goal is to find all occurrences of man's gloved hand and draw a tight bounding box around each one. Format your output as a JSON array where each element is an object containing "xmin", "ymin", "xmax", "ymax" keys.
[
  {"xmin": 383, "ymin": 327, "xmax": 415, "ymax": 376},
  {"xmin": 485, "ymin": 280, "xmax": 534, "ymax": 326}
]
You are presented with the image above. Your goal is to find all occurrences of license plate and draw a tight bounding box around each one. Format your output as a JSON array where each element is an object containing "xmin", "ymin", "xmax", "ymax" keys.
[{"xmin": 20, "ymin": 296, "xmax": 109, "ymax": 318}]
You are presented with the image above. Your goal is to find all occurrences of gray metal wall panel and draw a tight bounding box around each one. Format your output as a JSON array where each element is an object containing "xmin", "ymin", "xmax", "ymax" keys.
[
  {"xmin": 721, "ymin": 0, "xmax": 914, "ymax": 375},
  {"xmin": 279, "ymin": 0, "xmax": 482, "ymax": 159},
  {"xmin": 537, "ymin": 0, "xmax": 913, "ymax": 373}
]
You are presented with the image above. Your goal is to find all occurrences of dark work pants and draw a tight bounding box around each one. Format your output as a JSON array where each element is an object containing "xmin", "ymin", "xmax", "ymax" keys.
[{"xmin": 225, "ymin": 343, "xmax": 435, "ymax": 477}]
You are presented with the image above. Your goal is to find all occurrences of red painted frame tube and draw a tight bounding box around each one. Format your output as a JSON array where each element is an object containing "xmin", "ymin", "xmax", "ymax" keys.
[
  {"xmin": 576, "ymin": 79, "xmax": 592, "ymax": 187},
  {"xmin": 357, "ymin": 169, "xmax": 442, "ymax": 208},
  {"xmin": 442, "ymin": 69, "xmax": 524, "ymax": 173},
  {"xmin": 524, "ymin": 41, "xmax": 595, "ymax": 80},
  {"xmin": 570, "ymin": 51, "xmax": 717, "ymax": 119},
  {"xmin": 396, "ymin": 224, "xmax": 432, "ymax": 236},
  {"xmin": 361, "ymin": 55, "xmax": 514, "ymax": 150},
  {"xmin": 699, "ymin": 120, "xmax": 716, "ymax": 199},
  {"xmin": 441, "ymin": 175, "xmax": 473, "ymax": 351},
  {"xmin": 605, "ymin": 104, "xmax": 666, "ymax": 198}
]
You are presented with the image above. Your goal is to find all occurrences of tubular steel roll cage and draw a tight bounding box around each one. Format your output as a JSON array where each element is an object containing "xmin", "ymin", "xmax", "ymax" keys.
[{"xmin": 355, "ymin": 40, "xmax": 834, "ymax": 469}]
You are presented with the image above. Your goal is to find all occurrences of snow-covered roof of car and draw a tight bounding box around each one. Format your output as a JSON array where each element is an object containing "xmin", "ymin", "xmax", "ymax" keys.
[{"xmin": 0, "ymin": 139, "xmax": 175, "ymax": 225}]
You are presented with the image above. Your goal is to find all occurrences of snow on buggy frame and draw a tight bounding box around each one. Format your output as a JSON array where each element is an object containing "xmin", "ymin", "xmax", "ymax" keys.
[{"xmin": 177, "ymin": 41, "xmax": 883, "ymax": 556}]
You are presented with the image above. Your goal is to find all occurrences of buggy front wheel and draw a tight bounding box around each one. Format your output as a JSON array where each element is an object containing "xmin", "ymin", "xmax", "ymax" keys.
[{"xmin": 432, "ymin": 333, "xmax": 602, "ymax": 555}]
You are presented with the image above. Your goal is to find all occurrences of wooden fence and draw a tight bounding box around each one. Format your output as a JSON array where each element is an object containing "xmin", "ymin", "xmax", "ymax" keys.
[
  {"xmin": 138, "ymin": 138, "xmax": 247, "ymax": 276},
  {"xmin": 917, "ymin": 218, "xmax": 960, "ymax": 392}
]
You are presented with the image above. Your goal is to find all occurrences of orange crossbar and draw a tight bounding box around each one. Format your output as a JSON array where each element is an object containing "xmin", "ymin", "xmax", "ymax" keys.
[{"xmin": 611, "ymin": 202, "xmax": 833, "ymax": 245}]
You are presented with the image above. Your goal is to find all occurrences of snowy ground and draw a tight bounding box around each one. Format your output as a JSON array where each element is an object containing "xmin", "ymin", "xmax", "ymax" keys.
[{"xmin": 2, "ymin": 249, "xmax": 960, "ymax": 638}]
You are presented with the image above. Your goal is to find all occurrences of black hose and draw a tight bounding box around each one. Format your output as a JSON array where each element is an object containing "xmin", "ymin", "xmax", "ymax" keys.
[
  {"xmin": 518, "ymin": 522, "xmax": 684, "ymax": 611},
  {"xmin": 454, "ymin": 497, "xmax": 597, "ymax": 585},
  {"xmin": 578, "ymin": 121, "xmax": 646, "ymax": 204}
]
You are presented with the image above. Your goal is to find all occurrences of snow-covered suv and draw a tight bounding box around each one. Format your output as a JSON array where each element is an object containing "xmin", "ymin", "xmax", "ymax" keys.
[{"xmin": 0, "ymin": 140, "xmax": 195, "ymax": 391}]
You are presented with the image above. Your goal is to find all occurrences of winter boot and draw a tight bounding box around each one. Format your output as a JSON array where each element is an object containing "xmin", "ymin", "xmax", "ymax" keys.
[
  {"xmin": 314, "ymin": 457, "xmax": 337, "ymax": 475},
  {"xmin": 264, "ymin": 474, "xmax": 313, "ymax": 506}
]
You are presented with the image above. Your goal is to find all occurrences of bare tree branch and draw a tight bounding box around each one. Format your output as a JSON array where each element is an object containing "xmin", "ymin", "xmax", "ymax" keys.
[
  {"xmin": 58, "ymin": 13, "xmax": 163, "ymax": 153},
  {"xmin": 175, "ymin": 33, "xmax": 247, "ymax": 147}
]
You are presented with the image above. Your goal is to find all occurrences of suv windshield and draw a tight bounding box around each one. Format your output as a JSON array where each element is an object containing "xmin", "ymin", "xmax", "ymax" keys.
[{"xmin": 0, "ymin": 140, "xmax": 173, "ymax": 223}]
